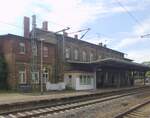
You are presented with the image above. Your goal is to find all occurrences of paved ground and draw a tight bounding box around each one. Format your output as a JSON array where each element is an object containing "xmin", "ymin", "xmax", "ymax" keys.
[{"xmin": 0, "ymin": 85, "xmax": 145, "ymax": 105}]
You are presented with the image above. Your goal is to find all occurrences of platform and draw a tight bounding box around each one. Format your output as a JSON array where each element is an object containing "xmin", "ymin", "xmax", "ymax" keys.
[{"xmin": 0, "ymin": 85, "xmax": 147, "ymax": 105}]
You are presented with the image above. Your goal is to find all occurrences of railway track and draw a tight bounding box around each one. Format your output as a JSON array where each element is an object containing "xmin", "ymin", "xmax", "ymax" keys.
[
  {"xmin": 115, "ymin": 100, "xmax": 150, "ymax": 118},
  {"xmin": 0, "ymin": 87, "xmax": 150, "ymax": 118}
]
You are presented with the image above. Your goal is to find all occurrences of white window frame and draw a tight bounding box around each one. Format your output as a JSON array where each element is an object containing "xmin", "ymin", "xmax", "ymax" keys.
[
  {"xmin": 19, "ymin": 70, "xmax": 26, "ymax": 84},
  {"xmin": 74, "ymin": 49, "xmax": 78, "ymax": 60},
  {"xmin": 79, "ymin": 74, "xmax": 93, "ymax": 85},
  {"xmin": 80, "ymin": 75, "xmax": 84, "ymax": 85},
  {"xmin": 65, "ymin": 48, "xmax": 70, "ymax": 59},
  {"xmin": 43, "ymin": 72, "xmax": 49, "ymax": 83},
  {"xmin": 82, "ymin": 51, "xmax": 86, "ymax": 62},
  {"xmin": 90, "ymin": 53, "xmax": 94, "ymax": 62},
  {"xmin": 19, "ymin": 42, "xmax": 25, "ymax": 54},
  {"xmin": 31, "ymin": 72, "xmax": 39, "ymax": 84}
]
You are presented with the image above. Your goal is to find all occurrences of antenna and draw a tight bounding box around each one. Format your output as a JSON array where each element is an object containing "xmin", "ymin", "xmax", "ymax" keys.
[
  {"xmin": 141, "ymin": 34, "xmax": 150, "ymax": 38},
  {"xmin": 79, "ymin": 28, "xmax": 90, "ymax": 40},
  {"xmin": 67, "ymin": 28, "xmax": 91, "ymax": 40}
]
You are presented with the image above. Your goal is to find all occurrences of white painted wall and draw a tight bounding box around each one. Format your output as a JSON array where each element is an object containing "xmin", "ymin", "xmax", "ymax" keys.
[
  {"xmin": 64, "ymin": 72, "xmax": 95, "ymax": 90},
  {"xmin": 46, "ymin": 82, "xmax": 66, "ymax": 90}
]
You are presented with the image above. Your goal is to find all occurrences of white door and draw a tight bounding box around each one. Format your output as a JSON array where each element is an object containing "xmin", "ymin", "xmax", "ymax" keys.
[{"xmin": 43, "ymin": 72, "xmax": 49, "ymax": 83}]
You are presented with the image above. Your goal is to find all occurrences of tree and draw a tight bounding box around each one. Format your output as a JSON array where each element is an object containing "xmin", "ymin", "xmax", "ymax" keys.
[
  {"xmin": 142, "ymin": 61, "xmax": 150, "ymax": 78},
  {"xmin": 0, "ymin": 56, "xmax": 8, "ymax": 89}
]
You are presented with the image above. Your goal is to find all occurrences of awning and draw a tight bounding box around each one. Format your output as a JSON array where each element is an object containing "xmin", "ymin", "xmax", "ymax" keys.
[{"xmin": 66, "ymin": 58, "xmax": 150, "ymax": 71}]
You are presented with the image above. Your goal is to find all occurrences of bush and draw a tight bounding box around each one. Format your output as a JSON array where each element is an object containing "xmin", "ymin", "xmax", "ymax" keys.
[{"xmin": 0, "ymin": 56, "xmax": 8, "ymax": 89}]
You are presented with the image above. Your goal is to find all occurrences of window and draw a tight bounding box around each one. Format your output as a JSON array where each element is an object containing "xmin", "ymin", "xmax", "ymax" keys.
[
  {"xmin": 68, "ymin": 75, "xmax": 72, "ymax": 85},
  {"xmin": 19, "ymin": 42, "xmax": 25, "ymax": 54},
  {"xmin": 19, "ymin": 70, "xmax": 26, "ymax": 84},
  {"xmin": 79, "ymin": 74, "xmax": 92, "ymax": 85},
  {"xmin": 82, "ymin": 51, "xmax": 87, "ymax": 62},
  {"xmin": 32, "ymin": 43, "xmax": 37, "ymax": 56},
  {"xmin": 80, "ymin": 75, "xmax": 84, "ymax": 85},
  {"xmin": 43, "ymin": 71, "xmax": 49, "ymax": 83},
  {"xmin": 90, "ymin": 53, "xmax": 94, "ymax": 62},
  {"xmin": 87, "ymin": 75, "xmax": 91, "ymax": 84},
  {"xmin": 43, "ymin": 46, "xmax": 48, "ymax": 57},
  {"xmin": 31, "ymin": 72, "xmax": 39, "ymax": 83},
  {"xmin": 65, "ymin": 48, "xmax": 70, "ymax": 59},
  {"xmin": 74, "ymin": 49, "xmax": 79, "ymax": 60},
  {"xmin": 83, "ymin": 75, "xmax": 86, "ymax": 84}
]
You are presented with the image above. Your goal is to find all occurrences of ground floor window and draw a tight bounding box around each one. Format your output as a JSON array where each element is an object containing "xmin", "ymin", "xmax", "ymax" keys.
[
  {"xmin": 19, "ymin": 71, "xmax": 26, "ymax": 84},
  {"xmin": 31, "ymin": 72, "xmax": 39, "ymax": 84},
  {"xmin": 43, "ymin": 72, "xmax": 49, "ymax": 83},
  {"xmin": 79, "ymin": 74, "xmax": 93, "ymax": 85}
]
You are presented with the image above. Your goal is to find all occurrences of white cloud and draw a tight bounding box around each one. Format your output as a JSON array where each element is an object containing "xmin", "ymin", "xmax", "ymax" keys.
[
  {"xmin": 0, "ymin": 0, "xmax": 147, "ymax": 34},
  {"xmin": 0, "ymin": 0, "xmax": 30, "ymax": 23},
  {"xmin": 30, "ymin": 0, "xmax": 143, "ymax": 32},
  {"xmin": 134, "ymin": 18, "xmax": 150, "ymax": 35},
  {"xmin": 127, "ymin": 50, "xmax": 150, "ymax": 63},
  {"xmin": 115, "ymin": 17, "xmax": 150, "ymax": 49}
]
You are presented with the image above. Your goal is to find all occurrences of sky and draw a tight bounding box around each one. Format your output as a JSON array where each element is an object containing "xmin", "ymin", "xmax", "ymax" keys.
[{"xmin": 0, "ymin": 0, "xmax": 150, "ymax": 63}]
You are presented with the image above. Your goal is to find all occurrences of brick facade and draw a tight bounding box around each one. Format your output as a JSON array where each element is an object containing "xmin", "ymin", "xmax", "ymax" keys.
[{"xmin": 0, "ymin": 34, "xmax": 56, "ymax": 90}]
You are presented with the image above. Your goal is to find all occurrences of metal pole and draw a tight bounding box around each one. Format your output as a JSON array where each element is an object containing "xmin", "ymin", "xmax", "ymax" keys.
[
  {"xmin": 61, "ymin": 31, "xmax": 65, "ymax": 82},
  {"xmin": 62, "ymin": 31, "xmax": 65, "ymax": 62},
  {"xmin": 40, "ymin": 39, "xmax": 43, "ymax": 94}
]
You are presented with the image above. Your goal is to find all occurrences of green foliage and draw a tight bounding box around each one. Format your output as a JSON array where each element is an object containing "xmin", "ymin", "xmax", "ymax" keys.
[
  {"xmin": 142, "ymin": 61, "xmax": 150, "ymax": 66},
  {"xmin": 0, "ymin": 56, "xmax": 8, "ymax": 89},
  {"xmin": 142, "ymin": 61, "xmax": 150, "ymax": 78},
  {"xmin": 146, "ymin": 71, "xmax": 150, "ymax": 78}
]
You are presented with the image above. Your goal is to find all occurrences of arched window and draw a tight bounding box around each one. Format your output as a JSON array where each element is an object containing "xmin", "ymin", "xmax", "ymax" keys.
[
  {"xmin": 74, "ymin": 49, "xmax": 79, "ymax": 60},
  {"xmin": 65, "ymin": 48, "xmax": 70, "ymax": 59},
  {"xmin": 82, "ymin": 51, "xmax": 87, "ymax": 62},
  {"xmin": 90, "ymin": 52, "xmax": 94, "ymax": 62}
]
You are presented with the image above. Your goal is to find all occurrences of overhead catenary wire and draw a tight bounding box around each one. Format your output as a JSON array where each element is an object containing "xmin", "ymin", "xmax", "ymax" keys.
[{"xmin": 116, "ymin": 0, "xmax": 143, "ymax": 28}]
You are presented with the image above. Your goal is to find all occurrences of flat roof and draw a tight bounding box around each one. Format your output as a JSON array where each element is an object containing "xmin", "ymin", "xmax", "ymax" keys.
[{"xmin": 66, "ymin": 58, "xmax": 150, "ymax": 71}]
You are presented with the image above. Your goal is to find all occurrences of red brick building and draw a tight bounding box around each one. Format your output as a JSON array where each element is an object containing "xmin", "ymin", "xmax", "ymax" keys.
[
  {"xmin": 0, "ymin": 34, "xmax": 56, "ymax": 90},
  {"xmin": 0, "ymin": 16, "xmax": 149, "ymax": 91}
]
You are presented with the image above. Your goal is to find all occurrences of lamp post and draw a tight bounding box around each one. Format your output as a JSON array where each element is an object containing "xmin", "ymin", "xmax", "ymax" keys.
[{"xmin": 40, "ymin": 38, "xmax": 45, "ymax": 94}]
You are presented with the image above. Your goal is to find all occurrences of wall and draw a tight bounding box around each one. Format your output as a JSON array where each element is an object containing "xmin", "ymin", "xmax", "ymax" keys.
[
  {"xmin": 0, "ymin": 34, "xmax": 57, "ymax": 90},
  {"xmin": 64, "ymin": 37, "xmax": 124, "ymax": 63},
  {"xmin": 64, "ymin": 72, "xmax": 95, "ymax": 90}
]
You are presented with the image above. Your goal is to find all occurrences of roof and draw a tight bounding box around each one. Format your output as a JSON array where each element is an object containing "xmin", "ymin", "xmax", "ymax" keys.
[
  {"xmin": 0, "ymin": 34, "xmax": 29, "ymax": 40},
  {"xmin": 66, "ymin": 58, "xmax": 150, "ymax": 71},
  {"xmin": 35, "ymin": 28, "xmax": 124, "ymax": 55}
]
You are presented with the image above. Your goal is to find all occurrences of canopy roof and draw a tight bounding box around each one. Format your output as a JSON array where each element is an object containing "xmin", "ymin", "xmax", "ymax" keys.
[{"xmin": 66, "ymin": 58, "xmax": 150, "ymax": 71}]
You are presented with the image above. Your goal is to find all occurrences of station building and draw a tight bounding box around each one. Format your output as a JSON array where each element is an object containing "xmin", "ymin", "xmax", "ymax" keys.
[{"xmin": 0, "ymin": 16, "xmax": 149, "ymax": 91}]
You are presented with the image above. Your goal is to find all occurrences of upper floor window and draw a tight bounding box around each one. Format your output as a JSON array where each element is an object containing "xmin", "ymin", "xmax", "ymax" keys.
[
  {"xmin": 32, "ymin": 43, "xmax": 37, "ymax": 56},
  {"xmin": 82, "ymin": 51, "xmax": 87, "ymax": 62},
  {"xmin": 43, "ymin": 46, "xmax": 48, "ymax": 57},
  {"xmin": 65, "ymin": 48, "xmax": 70, "ymax": 59},
  {"xmin": 19, "ymin": 42, "xmax": 25, "ymax": 54},
  {"xmin": 74, "ymin": 49, "xmax": 79, "ymax": 60},
  {"xmin": 90, "ymin": 52, "xmax": 94, "ymax": 62}
]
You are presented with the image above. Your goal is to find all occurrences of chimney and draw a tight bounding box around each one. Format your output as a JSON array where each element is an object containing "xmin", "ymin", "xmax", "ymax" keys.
[
  {"xmin": 103, "ymin": 44, "xmax": 107, "ymax": 47},
  {"xmin": 42, "ymin": 21, "xmax": 48, "ymax": 31},
  {"xmin": 74, "ymin": 35, "xmax": 78, "ymax": 39},
  {"xmin": 24, "ymin": 16, "xmax": 30, "ymax": 38},
  {"xmin": 99, "ymin": 43, "xmax": 103, "ymax": 46}
]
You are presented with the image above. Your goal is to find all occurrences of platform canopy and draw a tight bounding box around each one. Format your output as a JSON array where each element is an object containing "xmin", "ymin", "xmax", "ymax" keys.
[{"xmin": 66, "ymin": 58, "xmax": 150, "ymax": 71}]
